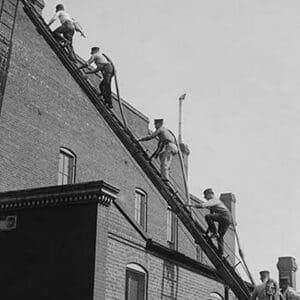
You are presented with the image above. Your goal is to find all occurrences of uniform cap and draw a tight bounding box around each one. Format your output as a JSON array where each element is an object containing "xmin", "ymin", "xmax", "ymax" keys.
[
  {"xmin": 203, "ymin": 188, "xmax": 214, "ymax": 196},
  {"xmin": 154, "ymin": 119, "xmax": 164, "ymax": 124},
  {"xmin": 91, "ymin": 47, "xmax": 100, "ymax": 52},
  {"xmin": 56, "ymin": 4, "xmax": 64, "ymax": 11},
  {"xmin": 259, "ymin": 270, "xmax": 270, "ymax": 276}
]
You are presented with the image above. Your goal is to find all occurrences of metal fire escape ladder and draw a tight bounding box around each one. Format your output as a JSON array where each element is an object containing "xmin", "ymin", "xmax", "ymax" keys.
[
  {"xmin": 21, "ymin": 1, "xmax": 251, "ymax": 298},
  {"xmin": 0, "ymin": 0, "xmax": 19, "ymax": 114}
]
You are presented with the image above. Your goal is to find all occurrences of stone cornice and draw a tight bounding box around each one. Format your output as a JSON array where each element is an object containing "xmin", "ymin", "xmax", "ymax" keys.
[{"xmin": 0, "ymin": 181, "xmax": 119, "ymax": 211}]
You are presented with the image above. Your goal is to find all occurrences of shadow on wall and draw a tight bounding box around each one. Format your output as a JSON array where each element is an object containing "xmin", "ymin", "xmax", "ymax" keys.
[{"xmin": 161, "ymin": 260, "xmax": 179, "ymax": 299}]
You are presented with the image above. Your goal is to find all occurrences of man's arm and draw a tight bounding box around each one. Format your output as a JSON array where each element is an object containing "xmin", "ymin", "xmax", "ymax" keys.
[
  {"xmin": 201, "ymin": 198, "xmax": 220, "ymax": 208},
  {"xmin": 186, "ymin": 203, "xmax": 204, "ymax": 208},
  {"xmin": 85, "ymin": 66, "xmax": 102, "ymax": 74},
  {"xmin": 138, "ymin": 129, "xmax": 160, "ymax": 142},
  {"xmin": 48, "ymin": 12, "xmax": 58, "ymax": 27},
  {"xmin": 78, "ymin": 55, "xmax": 95, "ymax": 70},
  {"xmin": 249, "ymin": 287, "xmax": 258, "ymax": 300},
  {"xmin": 287, "ymin": 288, "xmax": 300, "ymax": 300}
]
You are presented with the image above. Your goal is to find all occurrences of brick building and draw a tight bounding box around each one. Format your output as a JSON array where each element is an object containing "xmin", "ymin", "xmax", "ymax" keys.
[{"xmin": 0, "ymin": 0, "xmax": 243, "ymax": 299}]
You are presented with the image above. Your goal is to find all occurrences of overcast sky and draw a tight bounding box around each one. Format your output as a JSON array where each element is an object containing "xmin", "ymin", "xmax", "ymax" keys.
[{"xmin": 43, "ymin": 0, "xmax": 300, "ymax": 286}]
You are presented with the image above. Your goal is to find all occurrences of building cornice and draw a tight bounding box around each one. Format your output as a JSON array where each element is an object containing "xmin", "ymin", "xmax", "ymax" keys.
[{"xmin": 0, "ymin": 181, "xmax": 119, "ymax": 211}]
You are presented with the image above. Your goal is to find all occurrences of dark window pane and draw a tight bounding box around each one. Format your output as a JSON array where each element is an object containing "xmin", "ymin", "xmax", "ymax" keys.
[
  {"xmin": 126, "ymin": 269, "xmax": 145, "ymax": 300},
  {"xmin": 167, "ymin": 208, "xmax": 178, "ymax": 250},
  {"xmin": 58, "ymin": 148, "xmax": 76, "ymax": 185},
  {"xmin": 135, "ymin": 190, "xmax": 147, "ymax": 231}
]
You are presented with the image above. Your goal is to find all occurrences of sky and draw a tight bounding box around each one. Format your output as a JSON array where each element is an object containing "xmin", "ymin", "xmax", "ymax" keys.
[{"xmin": 43, "ymin": 0, "xmax": 300, "ymax": 287}]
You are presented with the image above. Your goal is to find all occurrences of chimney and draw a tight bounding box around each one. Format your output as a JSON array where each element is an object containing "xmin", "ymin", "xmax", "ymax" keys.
[
  {"xmin": 277, "ymin": 257, "xmax": 298, "ymax": 289},
  {"xmin": 220, "ymin": 193, "xmax": 236, "ymax": 224}
]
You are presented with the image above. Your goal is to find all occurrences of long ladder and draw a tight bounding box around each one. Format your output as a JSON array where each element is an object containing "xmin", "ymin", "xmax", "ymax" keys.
[
  {"xmin": 0, "ymin": 0, "xmax": 19, "ymax": 114},
  {"xmin": 21, "ymin": 1, "xmax": 251, "ymax": 298}
]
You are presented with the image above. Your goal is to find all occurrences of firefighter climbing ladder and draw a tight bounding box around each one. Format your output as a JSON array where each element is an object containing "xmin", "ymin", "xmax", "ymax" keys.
[
  {"xmin": 21, "ymin": 1, "xmax": 252, "ymax": 298},
  {"xmin": 0, "ymin": 0, "xmax": 19, "ymax": 113}
]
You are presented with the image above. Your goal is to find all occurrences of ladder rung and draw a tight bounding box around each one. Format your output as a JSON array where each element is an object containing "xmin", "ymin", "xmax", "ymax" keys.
[
  {"xmin": 0, "ymin": 34, "xmax": 10, "ymax": 46},
  {"xmin": 0, "ymin": 49, "xmax": 9, "ymax": 59},
  {"xmin": 6, "ymin": 0, "xmax": 17, "ymax": 9},
  {"xmin": 0, "ymin": 21, "xmax": 13, "ymax": 30},
  {"xmin": 234, "ymin": 261, "xmax": 241, "ymax": 269},
  {"xmin": 2, "ymin": 8, "xmax": 15, "ymax": 18}
]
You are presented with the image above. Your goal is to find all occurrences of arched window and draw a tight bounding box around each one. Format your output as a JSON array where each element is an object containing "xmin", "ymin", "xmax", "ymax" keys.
[
  {"xmin": 58, "ymin": 147, "xmax": 76, "ymax": 185},
  {"xmin": 125, "ymin": 263, "xmax": 147, "ymax": 300},
  {"xmin": 134, "ymin": 189, "xmax": 147, "ymax": 231},
  {"xmin": 209, "ymin": 292, "xmax": 224, "ymax": 300}
]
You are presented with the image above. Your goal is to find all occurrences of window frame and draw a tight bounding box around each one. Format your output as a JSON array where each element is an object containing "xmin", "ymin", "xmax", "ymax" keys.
[
  {"xmin": 58, "ymin": 147, "xmax": 76, "ymax": 185},
  {"xmin": 125, "ymin": 264, "xmax": 147, "ymax": 300},
  {"xmin": 134, "ymin": 189, "xmax": 147, "ymax": 231},
  {"xmin": 167, "ymin": 207, "xmax": 178, "ymax": 250},
  {"xmin": 196, "ymin": 244, "xmax": 203, "ymax": 263}
]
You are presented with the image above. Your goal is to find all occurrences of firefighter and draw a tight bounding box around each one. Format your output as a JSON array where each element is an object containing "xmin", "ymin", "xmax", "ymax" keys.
[
  {"xmin": 47, "ymin": 4, "xmax": 77, "ymax": 61},
  {"xmin": 78, "ymin": 47, "xmax": 114, "ymax": 109},
  {"xmin": 186, "ymin": 188, "xmax": 233, "ymax": 256},
  {"xmin": 138, "ymin": 119, "xmax": 178, "ymax": 182},
  {"xmin": 280, "ymin": 278, "xmax": 300, "ymax": 300},
  {"xmin": 250, "ymin": 271, "xmax": 281, "ymax": 300}
]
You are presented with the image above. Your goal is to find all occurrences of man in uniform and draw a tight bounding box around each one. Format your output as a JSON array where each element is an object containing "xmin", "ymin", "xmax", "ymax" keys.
[
  {"xmin": 138, "ymin": 119, "xmax": 178, "ymax": 182},
  {"xmin": 187, "ymin": 188, "xmax": 233, "ymax": 256},
  {"xmin": 250, "ymin": 270, "xmax": 281, "ymax": 300},
  {"xmin": 78, "ymin": 47, "xmax": 114, "ymax": 108},
  {"xmin": 280, "ymin": 278, "xmax": 300, "ymax": 300},
  {"xmin": 48, "ymin": 4, "xmax": 77, "ymax": 61}
]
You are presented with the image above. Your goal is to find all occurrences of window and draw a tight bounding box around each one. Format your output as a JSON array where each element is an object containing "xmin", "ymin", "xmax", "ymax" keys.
[
  {"xmin": 167, "ymin": 207, "xmax": 178, "ymax": 250},
  {"xmin": 196, "ymin": 245, "xmax": 203, "ymax": 262},
  {"xmin": 209, "ymin": 292, "xmax": 224, "ymax": 300},
  {"xmin": 125, "ymin": 264, "xmax": 147, "ymax": 300},
  {"xmin": 58, "ymin": 148, "xmax": 76, "ymax": 185},
  {"xmin": 134, "ymin": 189, "xmax": 147, "ymax": 231}
]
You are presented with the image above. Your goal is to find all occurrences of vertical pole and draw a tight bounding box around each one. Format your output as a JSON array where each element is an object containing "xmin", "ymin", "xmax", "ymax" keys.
[
  {"xmin": 224, "ymin": 286, "xmax": 229, "ymax": 300},
  {"xmin": 176, "ymin": 93, "xmax": 190, "ymax": 205},
  {"xmin": 178, "ymin": 94, "xmax": 186, "ymax": 144},
  {"xmin": 176, "ymin": 140, "xmax": 190, "ymax": 205}
]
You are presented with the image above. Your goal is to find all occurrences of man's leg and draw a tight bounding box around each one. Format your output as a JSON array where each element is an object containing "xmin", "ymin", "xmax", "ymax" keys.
[
  {"xmin": 159, "ymin": 149, "xmax": 172, "ymax": 181},
  {"xmin": 52, "ymin": 25, "xmax": 66, "ymax": 42},
  {"xmin": 103, "ymin": 73, "xmax": 113, "ymax": 108},
  {"xmin": 205, "ymin": 214, "xmax": 218, "ymax": 235},
  {"xmin": 217, "ymin": 217, "xmax": 231, "ymax": 255},
  {"xmin": 102, "ymin": 65, "xmax": 114, "ymax": 108},
  {"xmin": 99, "ymin": 78, "xmax": 106, "ymax": 99},
  {"xmin": 63, "ymin": 28, "xmax": 76, "ymax": 62}
]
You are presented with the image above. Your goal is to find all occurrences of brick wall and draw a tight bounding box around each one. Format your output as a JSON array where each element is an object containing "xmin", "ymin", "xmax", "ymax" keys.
[
  {"xmin": 103, "ymin": 202, "xmax": 226, "ymax": 300},
  {"xmin": 0, "ymin": 3, "xmax": 238, "ymax": 299}
]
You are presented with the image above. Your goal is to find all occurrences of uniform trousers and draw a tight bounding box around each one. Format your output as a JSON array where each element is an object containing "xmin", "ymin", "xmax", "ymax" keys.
[{"xmin": 159, "ymin": 142, "xmax": 178, "ymax": 180}]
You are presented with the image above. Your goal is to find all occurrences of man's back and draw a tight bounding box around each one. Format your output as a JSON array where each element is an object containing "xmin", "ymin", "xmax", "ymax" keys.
[
  {"xmin": 283, "ymin": 287, "xmax": 300, "ymax": 300},
  {"xmin": 155, "ymin": 126, "xmax": 175, "ymax": 144},
  {"xmin": 251, "ymin": 282, "xmax": 267, "ymax": 300}
]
